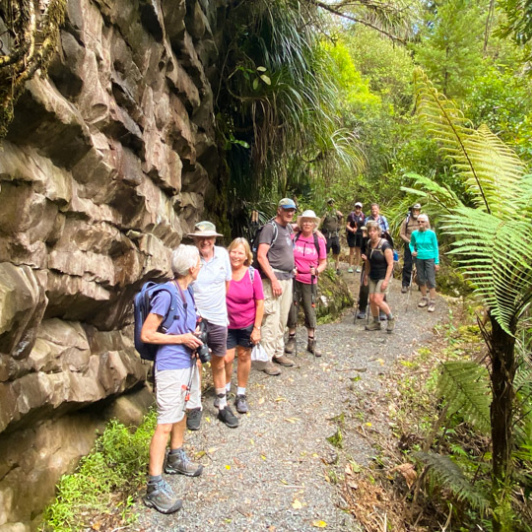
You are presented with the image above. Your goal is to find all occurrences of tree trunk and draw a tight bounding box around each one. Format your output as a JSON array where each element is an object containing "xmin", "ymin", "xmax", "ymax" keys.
[{"xmin": 489, "ymin": 312, "xmax": 516, "ymax": 531}]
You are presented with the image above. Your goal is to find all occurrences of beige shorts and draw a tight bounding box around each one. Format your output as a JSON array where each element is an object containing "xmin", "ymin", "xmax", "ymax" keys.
[
  {"xmin": 368, "ymin": 278, "xmax": 390, "ymax": 295},
  {"xmin": 155, "ymin": 365, "xmax": 201, "ymax": 425}
]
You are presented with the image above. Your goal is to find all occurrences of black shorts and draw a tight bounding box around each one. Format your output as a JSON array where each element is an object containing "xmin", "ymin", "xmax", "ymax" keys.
[
  {"xmin": 204, "ymin": 320, "xmax": 228, "ymax": 357},
  {"xmin": 326, "ymin": 235, "xmax": 340, "ymax": 255},
  {"xmin": 227, "ymin": 324, "xmax": 254, "ymax": 350},
  {"xmin": 347, "ymin": 232, "xmax": 363, "ymax": 248}
]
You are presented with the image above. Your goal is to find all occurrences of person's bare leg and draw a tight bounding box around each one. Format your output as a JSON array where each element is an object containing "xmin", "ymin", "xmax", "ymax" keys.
[
  {"xmin": 149, "ymin": 423, "xmax": 172, "ymax": 476},
  {"xmin": 236, "ymin": 346, "xmax": 251, "ymax": 388}
]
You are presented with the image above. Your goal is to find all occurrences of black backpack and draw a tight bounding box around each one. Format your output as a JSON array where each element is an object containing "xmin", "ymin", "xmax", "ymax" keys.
[{"xmin": 251, "ymin": 219, "xmax": 278, "ymax": 271}]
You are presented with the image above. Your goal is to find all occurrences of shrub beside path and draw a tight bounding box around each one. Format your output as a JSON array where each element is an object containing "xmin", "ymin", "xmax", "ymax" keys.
[{"xmin": 134, "ymin": 267, "xmax": 448, "ymax": 531}]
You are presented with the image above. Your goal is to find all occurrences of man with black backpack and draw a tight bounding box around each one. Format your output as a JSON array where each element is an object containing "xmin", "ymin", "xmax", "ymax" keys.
[
  {"xmin": 321, "ymin": 198, "xmax": 343, "ymax": 275},
  {"xmin": 255, "ymin": 198, "xmax": 297, "ymax": 375},
  {"xmin": 399, "ymin": 203, "xmax": 421, "ymax": 293},
  {"xmin": 140, "ymin": 245, "xmax": 204, "ymax": 515}
]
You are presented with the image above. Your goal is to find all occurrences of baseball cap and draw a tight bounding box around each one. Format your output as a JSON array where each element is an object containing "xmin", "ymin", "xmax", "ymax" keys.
[
  {"xmin": 412, "ymin": 203, "xmax": 421, "ymax": 210},
  {"xmin": 355, "ymin": 202, "xmax": 362, "ymax": 208},
  {"xmin": 327, "ymin": 198, "xmax": 335, "ymax": 204},
  {"xmin": 278, "ymin": 198, "xmax": 296, "ymax": 209}
]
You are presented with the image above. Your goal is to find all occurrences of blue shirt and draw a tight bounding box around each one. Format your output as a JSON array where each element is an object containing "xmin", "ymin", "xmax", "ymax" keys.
[
  {"xmin": 367, "ymin": 214, "xmax": 389, "ymax": 233},
  {"xmin": 150, "ymin": 284, "xmax": 197, "ymax": 371}
]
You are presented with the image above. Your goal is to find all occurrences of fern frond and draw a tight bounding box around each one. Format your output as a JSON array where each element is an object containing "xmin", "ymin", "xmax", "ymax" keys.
[
  {"xmin": 442, "ymin": 210, "xmax": 532, "ymax": 334},
  {"xmin": 438, "ymin": 361, "xmax": 491, "ymax": 434},
  {"xmin": 403, "ymin": 173, "xmax": 461, "ymax": 212},
  {"xmin": 413, "ymin": 68, "xmax": 526, "ymax": 217},
  {"xmin": 415, "ymin": 451, "xmax": 490, "ymax": 512}
]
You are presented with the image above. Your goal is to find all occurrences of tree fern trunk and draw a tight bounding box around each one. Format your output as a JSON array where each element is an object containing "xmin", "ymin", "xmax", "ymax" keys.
[{"xmin": 489, "ymin": 312, "xmax": 516, "ymax": 531}]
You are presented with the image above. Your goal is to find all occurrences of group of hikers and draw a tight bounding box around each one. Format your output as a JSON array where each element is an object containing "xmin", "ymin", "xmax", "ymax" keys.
[{"xmin": 139, "ymin": 198, "xmax": 440, "ymax": 515}]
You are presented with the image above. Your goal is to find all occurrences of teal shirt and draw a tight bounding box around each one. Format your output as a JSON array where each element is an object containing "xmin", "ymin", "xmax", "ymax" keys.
[{"xmin": 409, "ymin": 229, "xmax": 439, "ymax": 264}]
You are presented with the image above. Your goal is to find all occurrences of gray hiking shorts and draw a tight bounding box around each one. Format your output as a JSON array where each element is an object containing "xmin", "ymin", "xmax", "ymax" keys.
[{"xmin": 416, "ymin": 258, "xmax": 436, "ymax": 289}]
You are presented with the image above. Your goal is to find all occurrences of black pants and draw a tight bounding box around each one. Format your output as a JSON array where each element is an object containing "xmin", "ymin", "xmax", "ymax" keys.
[{"xmin": 402, "ymin": 243, "xmax": 413, "ymax": 287}]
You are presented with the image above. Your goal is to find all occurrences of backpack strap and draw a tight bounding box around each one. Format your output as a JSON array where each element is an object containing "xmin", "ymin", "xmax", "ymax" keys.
[
  {"xmin": 295, "ymin": 232, "xmax": 320, "ymax": 256},
  {"xmin": 248, "ymin": 265, "xmax": 255, "ymax": 284}
]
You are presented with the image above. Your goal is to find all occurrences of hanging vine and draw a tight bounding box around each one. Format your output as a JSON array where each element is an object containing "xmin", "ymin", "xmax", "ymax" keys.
[{"xmin": 0, "ymin": 0, "xmax": 66, "ymax": 138}]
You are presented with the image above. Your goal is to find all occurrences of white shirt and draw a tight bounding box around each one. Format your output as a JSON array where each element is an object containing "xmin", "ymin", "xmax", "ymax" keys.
[{"xmin": 192, "ymin": 246, "xmax": 232, "ymax": 326}]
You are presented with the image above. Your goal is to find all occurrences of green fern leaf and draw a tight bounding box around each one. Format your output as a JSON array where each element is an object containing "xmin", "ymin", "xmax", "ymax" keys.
[
  {"xmin": 415, "ymin": 451, "xmax": 490, "ymax": 512},
  {"xmin": 438, "ymin": 361, "xmax": 491, "ymax": 434}
]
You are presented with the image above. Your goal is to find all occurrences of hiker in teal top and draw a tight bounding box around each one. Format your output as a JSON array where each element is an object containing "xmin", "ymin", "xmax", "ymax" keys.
[{"xmin": 409, "ymin": 214, "xmax": 440, "ymax": 313}]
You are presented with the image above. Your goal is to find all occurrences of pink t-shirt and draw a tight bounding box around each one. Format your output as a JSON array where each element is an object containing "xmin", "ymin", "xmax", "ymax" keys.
[
  {"xmin": 292, "ymin": 233, "xmax": 327, "ymax": 284},
  {"xmin": 227, "ymin": 268, "xmax": 265, "ymax": 329}
]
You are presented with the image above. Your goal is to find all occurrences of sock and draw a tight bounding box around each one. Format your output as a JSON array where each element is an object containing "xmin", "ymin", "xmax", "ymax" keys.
[
  {"xmin": 148, "ymin": 474, "xmax": 162, "ymax": 484},
  {"xmin": 216, "ymin": 389, "xmax": 227, "ymax": 410},
  {"xmin": 225, "ymin": 382, "xmax": 231, "ymax": 393},
  {"xmin": 289, "ymin": 333, "xmax": 296, "ymax": 338},
  {"xmin": 169, "ymin": 447, "xmax": 182, "ymax": 456},
  {"xmin": 237, "ymin": 386, "xmax": 246, "ymax": 396},
  {"xmin": 387, "ymin": 313, "xmax": 394, "ymax": 320}
]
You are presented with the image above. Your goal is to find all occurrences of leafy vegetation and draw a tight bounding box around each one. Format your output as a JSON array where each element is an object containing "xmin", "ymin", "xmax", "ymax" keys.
[{"xmin": 41, "ymin": 411, "xmax": 156, "ymax": 531}]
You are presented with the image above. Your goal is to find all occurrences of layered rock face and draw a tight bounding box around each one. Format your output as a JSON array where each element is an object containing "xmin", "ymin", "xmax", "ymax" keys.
[{"xmin": 0, "ymin": 0, "xmax": 223, "ymax": 528}]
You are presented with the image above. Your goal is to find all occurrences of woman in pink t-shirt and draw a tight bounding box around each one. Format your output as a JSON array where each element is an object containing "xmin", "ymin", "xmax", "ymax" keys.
[
  {"xmin": 285, "ymin": 210, "xmax": 327, "ymax": 357},
  {"xmin": 225, "ymin": 238, "xmax": 264, "ymax": 414}
]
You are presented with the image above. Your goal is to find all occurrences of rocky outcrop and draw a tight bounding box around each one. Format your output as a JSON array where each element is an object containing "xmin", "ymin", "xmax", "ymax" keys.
[{"xmin": 0, "ymin": 0, "xmax": 224, "ymax": 528}]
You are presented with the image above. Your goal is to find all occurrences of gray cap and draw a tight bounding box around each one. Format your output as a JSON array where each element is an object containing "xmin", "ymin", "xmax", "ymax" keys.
[{"xmin": 412, "ymin": 203, "xmax": 421, "ymax": 210}]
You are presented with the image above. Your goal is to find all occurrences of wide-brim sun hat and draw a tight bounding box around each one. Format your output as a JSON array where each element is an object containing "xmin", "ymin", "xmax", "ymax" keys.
[
  {"xmin": 297, "ymin": 209, "xmax": 320, "ymax": 226},
  {"xmin": 187, "ymin": 220, "xmax": 223, "ymax": 238}
]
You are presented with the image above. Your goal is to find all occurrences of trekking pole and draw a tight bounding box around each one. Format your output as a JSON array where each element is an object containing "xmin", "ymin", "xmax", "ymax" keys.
[{"xmin": 311, "ymin": 269, "xmax": 317, "ymax": 359}]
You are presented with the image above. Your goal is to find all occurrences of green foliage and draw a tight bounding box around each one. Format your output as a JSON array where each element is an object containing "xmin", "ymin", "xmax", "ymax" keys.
[
  {"xmin": 415, "ymin": 451, "xmax": 491, "ymax": 512},
  {"xmin": 408, "ymin": 69, "xmax": 532, "ymax": 336},
  {"xmin": 41, "ymin": 411, "xmax": 156, "ymax": 531},
  {"xmin": 438, "ymin": 361, "xmax": 491, "ymax": 434},
  {"xmin": 412, "ymin": 0, "xmax": 487, "ymax": 99}
]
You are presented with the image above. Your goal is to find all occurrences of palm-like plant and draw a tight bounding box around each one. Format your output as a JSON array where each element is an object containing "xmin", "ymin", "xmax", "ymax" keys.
[{"xmin": 404, "ymin": 68, "xmax": 532, "ymax": 531}]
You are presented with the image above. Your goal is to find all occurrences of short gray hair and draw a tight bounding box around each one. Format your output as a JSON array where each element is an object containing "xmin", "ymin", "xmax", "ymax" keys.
[
  {"xmin": 418, "ymin": 214, "xmax": 429, "ymax": 223},
  {"xmin": 171, "ymin": 245, "xmax": 200, "ymax": 277}
]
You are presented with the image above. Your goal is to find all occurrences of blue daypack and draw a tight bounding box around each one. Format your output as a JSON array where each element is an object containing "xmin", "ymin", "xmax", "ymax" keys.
[{"xmin": 133, "ymin": 281, "xmax": 181, "ymax": 361}]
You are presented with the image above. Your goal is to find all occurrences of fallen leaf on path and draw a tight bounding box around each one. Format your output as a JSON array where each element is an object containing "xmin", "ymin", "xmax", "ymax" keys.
[
  {"xmin": 208, "ymin": 447, "xmax": 218, "ymax": 454},
  {"xmin": 312, "ymin": 520, "xmax": 327, "ymax": 528},
  {"xmin": 292, "ymin": 499, "xmax": 303, "ymax": 509},
  {"xmin": 284, "ymin": 417, "xmax": 300, "ymax": 423},
  {"xmin": 377, "ymin": 358, "xmax": 385, "ymax": 365},
  {"xmin": 225, "ymin": 465, "xmax": 231, "ymax": 470},
  {"xmin": 258, "ymin": 397, "xmax": 265, "ymax": 405},
  {"xmin": 261, "ymin": 454, "xmax": 267, "ymax": 460},
  {"xmin": 250, "ymin": 438, "xmax": 254, "ymax": 445},
  {"xmin": 275, "ymin": 396, "xmax": 287, "ymax": 402}
]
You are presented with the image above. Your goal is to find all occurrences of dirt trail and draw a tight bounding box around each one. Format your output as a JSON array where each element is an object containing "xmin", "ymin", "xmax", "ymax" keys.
[{"xmin": 134, "ymin": 265, "xmax": 447, "ymax": 532}]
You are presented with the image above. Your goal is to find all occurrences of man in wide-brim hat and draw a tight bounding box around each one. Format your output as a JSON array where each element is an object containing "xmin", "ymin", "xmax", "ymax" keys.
[{"xmin": 187, "ymin": 221, "xmax": 240, "ymax": 429}]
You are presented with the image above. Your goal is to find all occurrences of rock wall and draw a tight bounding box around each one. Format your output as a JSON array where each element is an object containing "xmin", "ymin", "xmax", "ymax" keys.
[{"xmin": 0, "ymin": 0, "xmax": 224, "ymax": 528}]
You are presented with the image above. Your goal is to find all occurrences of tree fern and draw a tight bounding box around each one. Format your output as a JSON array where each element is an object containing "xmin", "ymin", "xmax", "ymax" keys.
[
  {"xmin": 415, "ymin": 451, "xmax": 490, "ymax": 512},
  {"xmin": 438, "ymin": 361, "xmax": 491, "ymax": 435}
]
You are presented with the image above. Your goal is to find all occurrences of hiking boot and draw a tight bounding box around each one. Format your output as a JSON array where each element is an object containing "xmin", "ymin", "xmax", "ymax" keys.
[
  {"xmin": 356, "ymin": 267, "xmax": 361, "ymax": 273},
  {"xmin": 165, "ymin": 449, "xmax": 203, "ymax": 477},
  {"xmin": 401, "ymin": 285, "xmax": 408, "ymax": 294},
  {"xmin": 336, "ymin": 268, "xmax": 341, "ymax": 275},
  {"xmin": 284, "ymin": 335, "xmax": 296, "ymax": 354},
  {"xmin": 218, "ymin": 405, "xmax": 239, "ymax": 428},
  {"xmin": 262, "ymin": 361, "xmax": 281, "ymax": 376},
  {"xmin": 273, "ymin": 355, "xmax": 294, "ymax": 367},
  {"xmin": 144, "ymin": 479, "xmax": 182, "ymax": 514},
  {"xmin": 307, "ymin": 338, "xmax": 322, "ymax": 357},
  {"xmin": 356, "ymin": 311, "xmax": 366, "ymax": 320},
  {"xmin": 186, "ymin": 407, "xmax": 202, "ymax": 431},
  {"xmin": 427, "ymin": 300, "xmax": 436, "ymax": 313},
  {"xmin": 347, "ymin": 267, "xmax": 354, "ymax": 273},
  {"xmin": 386, "ymin": 317, "xmax": 395, "ymax": 334},
  {"xmin": 418, "ymin": 297, "xmax": 428, "ymax": 308},
  {"xmin": 235, "ymin": 394, "xmax": 249, "ymax": 414},
  {"xmin": 365, "ymin": 319, "xmax": 381, "ymax": 331}
]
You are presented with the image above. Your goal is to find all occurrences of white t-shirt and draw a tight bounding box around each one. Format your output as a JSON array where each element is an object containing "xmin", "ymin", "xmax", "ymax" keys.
[{"xmin": 192, "ymin": 246, "xmax": 232, "ymax": 326}]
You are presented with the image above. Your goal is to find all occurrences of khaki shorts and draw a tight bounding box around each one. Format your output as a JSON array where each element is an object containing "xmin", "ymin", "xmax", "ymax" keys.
[
  {"xmin": 155, "ymin": 365, "xmax": 201, "ymax": 425},
  {"xmin": 368, "ymin": 278, "xmax": 390, "ymax": 295}
]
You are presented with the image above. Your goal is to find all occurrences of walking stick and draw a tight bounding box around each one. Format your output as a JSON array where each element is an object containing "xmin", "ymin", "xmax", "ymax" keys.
[{"xmin": 311, "ymin": 271, "xmax": 317, "ymax": 359}]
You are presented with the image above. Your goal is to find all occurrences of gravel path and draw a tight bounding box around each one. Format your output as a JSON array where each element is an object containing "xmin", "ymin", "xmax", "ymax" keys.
[{"xmin": 134, "ymin": 265, "xmax": 447, "ymax": 531}]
